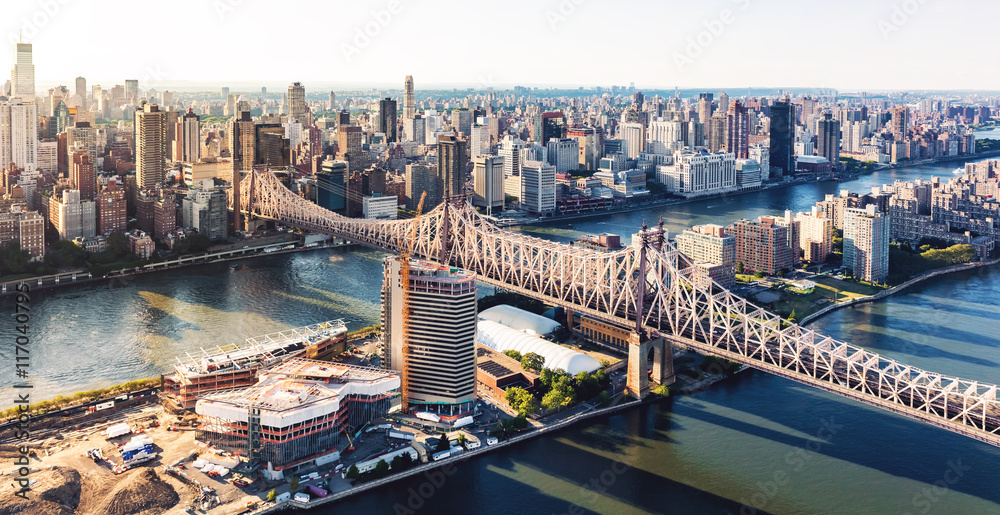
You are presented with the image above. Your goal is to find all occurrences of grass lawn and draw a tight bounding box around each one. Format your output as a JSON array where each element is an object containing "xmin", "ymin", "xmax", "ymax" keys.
[{"xmin": 770, "ymin": 275, "xmax": 885, "ymax": 319}]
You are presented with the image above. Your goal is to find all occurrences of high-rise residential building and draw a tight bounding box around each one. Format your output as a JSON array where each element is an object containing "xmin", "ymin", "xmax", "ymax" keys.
[
  {"xmin": 844, "ymin": 205, "xmax": 890, "ymax": 283},
  {"xmin": 717, "ymin": 91, "xmax": 730, "ymax": 115},
  {"xmin": 769, "ymin": 96, "xmax": 796, "ymax": 177},
  {"xmin": 620, "ymin": 121, "xmax": 644, "ymax": 159},
  {"xmin": 725, "ymin": 100, "xmax": 750, "ymax": 159},
  {"xmin": 546, "ymin": 138, "xmax": 579, "ymax": 173},
  {"xmin": 328, "ymin": 91, "xmax": 335, "ymax": 110},
  {"xmin": 66, "ymin": 122, "xmax": 97, "ymax": 164},
  {"xmin": 135, "ymin": 103, "xmax": 167, "ymax": 190},
  {"xmin": 728, "ymin": 216, "xmax": 796, "ymax": 275},
  {"xmin": 377, "ymin": 97, "xmax": 398, "ymax": 142},
  {"xmin": 473, "ymin": 155, "xmax": 504, "ymax": 215},
  {"xmin": 180, "ymin": 109, "xmax": 201, "ymax": 162},
  {"xmin": 438, "ymin": 134, "xmax": 467, "ymax": 199},
  {"xmin": 470, "ymin": 124, "xmax": 489, "ymax": 159},
  {"xmin": 288, "ymin": 82, "xmax": 306, "ymax": 123},
  {"xmin": 675, "ymin": 224, "xmax": 736, "ymax": 288},
  {"xmin": 229, "ymin": 110, "xmax": 255, "ymax": 172},
  {"xmin": 0, "ymin": 206, "xmax": 44, "ymax": 260},
  {"xmin": 220, "ymin": 87, "xmax": 230, "ymax": 99},
  {"xmin": 498, "ymin": 135, "xmax": 524, "ymax": 178},
  {"xmin": 707, "ymin": 113, "xmax": 727, "ymax": 153},
  {"xmin": 796, "ymin": 207, "xmax": 833, "ymax": 264},
  {"xmin": 380, "ymin": 257, "xmax": 478, "ymax": 416},
  {"xmin": 817, "ymin": 112, "xmax": 841, "ymax": 168},
  {"xmin": 0, "ymin": 99, "xmax": 38, "ymax": 171},
  {"xmin": 405, "ymin": 115, "xmax": 425, "ymax": 145},
  {"xmin": 10, "ymin": 42, "xmax": 34, "ymax": 99},
  {"xmin": 338, "ymin": 109, "xmax": 351, "ymax": 126},
  {"xmin": 403, "ymin": 75, "xmax": 415, "ymax": 120},
  {"xmin": 182, "ymin": 185, "xmax": 228, "ymax": 240},
  {"xmin": 452, "ymin": 108, "xmax": 472, "ymax": 137},
  {"xmin": 405, "ymin": 163, "xmax": 439, "ymax": 210},
  {"xmin": 96, "ymin": 180, "xmax": 127, "ymax": 235},
  {"xmin": 51, "ymin": 189, "xmax": 96, "ymax": 240},
  {"xmin": 519, "ymin": 160, "xmax": 556, "ymax": 215},
  {"xmin": 696, "ymin": 94, "xmax": 713, "ymax": 124},
  {"xmin": 890, "ymin": 105, "xmax": 909, "ymax": 142},
  {"xmin": 69, "ymin": 148, "xmax": 95, "ymax": 200},
  {"xmin": 37, "ymin": 140, "xmax": 57, "ymax": 174}
]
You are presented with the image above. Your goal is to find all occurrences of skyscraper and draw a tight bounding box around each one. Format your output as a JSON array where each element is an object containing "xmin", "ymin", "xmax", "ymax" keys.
[
  {"xmin": 519, "ymin": 160, "xmax": 556, "ymax": 215},
  {"xmin": 403, "ymin": 75, "xmax": 415, "ymax": 120},
  {"xmin": 725, "ymin": 100, "xmax": 750, "ymax": 159},
  {"xmin": 405, "ymin": 163, "xmax": 439, "ymax": 210},
  {"xmin": 533, "ymin": 112, "xmax": 564, "ymax": 145},
  {"xmin": 817, "ymin": 112, "xmax": 841, "ymax": 168},
  {"xmin": 377, "ymin": 97, "xmax": 397, "ymax": 142},
  {"xmin": 69, "ymin": 148, "xmax": 95, "ymax": 200},
  {"xmin": 228, "ymin": 108, "xmax": 255, "ymax": 232},
  {"xmin": 10, "ymin": 42, "xmax": 34, "ymax": 99},
  {"xmin": 620, "ymin": 121, "xmax": 644, "ymax": 158},
  {"xmin": 381, "ymin": 257, "xmax": 478, "ymax": 416},
  {"xmin": 769, "ymin": 96, "xmax": 796, "ymax": 177},
  {"xmin": 135, "ymin": 103, "xmax": 167, "ymax": 190},
  {"xmin": 0, "ymin": 99, "xmax": 38, "ymax": 171},
  {"xmin": 125, "ymin": 80, "xmax": 139, "ymax": 103},
  {"xmin": 288, "ymin": 82, "xmax": 306, "ymax": 123},
  {"xmin": 843, "ymin": 205, "xmax": 890, "ymax": 284},
  {"xmin": 707, "ymin": 114, "xmax": 727, "ymax": 153},
  {"xmin": 473, "ymin": 155, "xmax": 504, "ymax": 215},
  {"xmin": 328, "ymin": 91, "xmax": 335, "ymax": 110},
  {"xmin": 75, "ymin": 77, "xmax": 87, "ymax": 108},
  {"xmin": 437, "ymin": 134, "xmax": 467, "ymax": 198},
  {"xmin": 890, "ymin": 105, "xmax": 909, "ymax": 141},
  {"xmin": 180, "ymin": 109, "xmax": 201, "ymax": 163}
]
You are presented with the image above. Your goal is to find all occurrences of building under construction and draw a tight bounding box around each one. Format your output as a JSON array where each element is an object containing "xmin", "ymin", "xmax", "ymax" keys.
[
  {"xmin": 381, "ymin": 257, "xmax": 478, "ymax": 419},
  {"xmin": 195, "ymin": 358, "xmax": 399, "ymax": 478},
  {"xmin": 162, "ymin": 321, "xmax": 347, "ymax": 410}
]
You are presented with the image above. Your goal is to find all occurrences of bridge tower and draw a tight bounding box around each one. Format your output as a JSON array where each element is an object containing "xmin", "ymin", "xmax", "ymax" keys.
[{"xmin": 625, "ymin": 220, "xmax": 675, "ymax": 399}]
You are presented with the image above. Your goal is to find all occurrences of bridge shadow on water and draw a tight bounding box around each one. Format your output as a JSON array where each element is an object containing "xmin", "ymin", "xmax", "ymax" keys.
[
  {"xmin": 857, "ymin": 310, "xmax": 1000, "ymax": 350},
  {"xmin": 818, "ymin": 314, "xmax": 1000, "ymax": 368},
  {"xmin": 682, "ymin": 372, "xmax": 1000, "ymax": 507}
]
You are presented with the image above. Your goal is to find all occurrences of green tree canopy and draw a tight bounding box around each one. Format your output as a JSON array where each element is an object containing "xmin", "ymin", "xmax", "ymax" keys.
[
  {"xmin": 503, "ymin": 350, "xmax": 522, "ymax": 362},
  {"xmin": 520, "ymin": 352, "xmax": 545, "ymax": 372},
  {"xmin": 345, "ymin": 464, "xmax": 359, "ymax": 479},
  {"xmin": 504, "ymin": 386, "xmax": 539, "ymax": 416}
]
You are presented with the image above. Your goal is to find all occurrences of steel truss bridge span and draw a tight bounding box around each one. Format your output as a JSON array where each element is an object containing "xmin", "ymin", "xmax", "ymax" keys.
[{"xmin": 232, "ymin": 169, "xmax": 1000, "ymax": 448}]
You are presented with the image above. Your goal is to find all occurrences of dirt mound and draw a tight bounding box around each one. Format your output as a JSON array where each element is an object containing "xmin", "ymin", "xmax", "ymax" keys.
[
  {"xmin": 0, "ymin": 466, "xmax": 80, "ymax": 515},
  {"xmin": 94, "ymin": 468, "xmax": 179, "ymax": 515}
]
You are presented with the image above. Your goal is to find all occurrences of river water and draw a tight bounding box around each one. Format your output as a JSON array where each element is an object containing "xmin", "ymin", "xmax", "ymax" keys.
[{"xmin": 4, "ymin": 155, "xmax": 1000, "ymax": 514}]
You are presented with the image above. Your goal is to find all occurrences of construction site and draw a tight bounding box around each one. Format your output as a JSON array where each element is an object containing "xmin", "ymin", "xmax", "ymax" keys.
[
  {"xmin": 195, "ymin": 358, "xmax": 401, "ymax": 479},
  {"xmin": 162, "ymin": 320, "xmax": 348, "ymax": 409}
]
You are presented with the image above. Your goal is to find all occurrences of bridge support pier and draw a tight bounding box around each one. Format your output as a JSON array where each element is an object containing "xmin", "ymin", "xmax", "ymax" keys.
[{"xmin": 625, "ymin": 333, "xmax": 675, "ymax": 399}]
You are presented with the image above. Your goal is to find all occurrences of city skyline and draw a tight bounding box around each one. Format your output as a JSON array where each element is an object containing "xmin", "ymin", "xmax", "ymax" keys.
[{"xmin": 4, "ymin": 0, "xmax": 997, "ymax": 92}]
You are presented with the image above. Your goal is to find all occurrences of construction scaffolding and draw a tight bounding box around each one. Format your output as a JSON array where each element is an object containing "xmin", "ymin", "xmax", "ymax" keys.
[
  {"xmin": 195, "ymin": 359, "xmax": 400, "ymax": 471},
  {"xmin": 163, "ymin": 320, "xmax": 347, "ymax": 409}
]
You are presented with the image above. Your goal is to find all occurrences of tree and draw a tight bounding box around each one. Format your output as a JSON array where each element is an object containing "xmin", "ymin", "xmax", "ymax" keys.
[
  {"xmin": 652, "ymin": 384, "xmax": 671, "ymax": 397},
  {"xmin": 288, "ymin": 475, "xmax": 299, "ymax": 492},
  {"xmin": 391, "ymin": 453, "xmax": 413, "ymax": 471},
  {"xmin": 596, "ymin": 391, "xmax": 611, "ymax": 406},
  {"xmin": 434, "ymin": 432, "xmax": 451, "ymax": 453},
  {"xmin": 520, "ymin": 352, "xmax": 545, "ymax": 372},
  {"xmin": 512, "ymin": 414, "xmax": 528, "ymax": 430},
  {"xmin": 753, "ymin": 270, "xmax": 766, "ymax": 279},
  {"xmin": 373, "ymin": 459, "xmax": 390, "ymax": 478},
  {"xmin": 345, "ymin": 464, "xmax": 359, "ymax": 479},
  {"xmin": 504, "ymin": 386, "xmax": 539, "ymax": 416},
  {"xmin": 106, "ymin": 232, "xmax": 130, "ymax": 257},
  {"xmin": 503, "ymin": 350, "xmax": 522, "ymax": 362},
  {"xmin": 0, "ymin": 241, "xmax": 30, "ymax": 275},
  {"xmin": 456, "ymin": 432, "xmax": 467, "ymax": 449},
  {"xmin": 788, "ymin": 309, "xmax": 798, "ymax": 323},
  {"xmin": 267, "ymin": 489, "xmax": 277, "ymax": 502},
  {"xmin": 736, "ymin": 261, "xmax": 745, "ymax": 274}
]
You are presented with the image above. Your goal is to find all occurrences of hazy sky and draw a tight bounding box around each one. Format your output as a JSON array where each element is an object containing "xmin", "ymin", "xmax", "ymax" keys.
[{"xmin": 5, "ymin": 0, "xmax": 995, "ymax": 92}]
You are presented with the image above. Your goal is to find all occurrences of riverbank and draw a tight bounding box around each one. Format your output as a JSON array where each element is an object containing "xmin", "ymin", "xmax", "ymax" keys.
[
  {"xmin": 799, "ymin": 256, "xmax": 1000, "ymax": 326},
  {"xmin": 0, "ymin": 239, "xmax": 356, "ymax": 297},
  {"xmin": 254, "ymin": 395, "xmax": 654, "ymax": 515}
]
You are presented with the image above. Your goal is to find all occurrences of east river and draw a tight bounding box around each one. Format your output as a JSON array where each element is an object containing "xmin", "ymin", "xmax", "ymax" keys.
[{"xmin": 4, "ymin": 151, "xmax": 1000, "ymax": 514}]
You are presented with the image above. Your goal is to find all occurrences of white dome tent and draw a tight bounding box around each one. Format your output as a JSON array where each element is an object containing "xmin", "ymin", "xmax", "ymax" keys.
[
  {"xmin": 479, "ymin": 305, "xmax": 561, "ymax": 336},
  {"xmin": 476, "ymin": 319, "xmax": 601, "ymax": 375}
]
